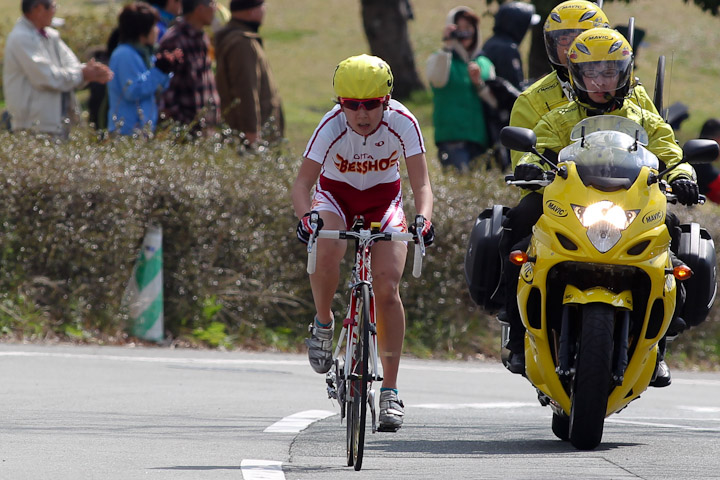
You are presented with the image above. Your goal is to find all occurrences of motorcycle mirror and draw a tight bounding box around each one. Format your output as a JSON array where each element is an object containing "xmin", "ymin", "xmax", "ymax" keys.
[
  {"xmin": 500, "ymin": 126, "xmax": 561, "ymax": 172},
  {"xmin": 651, "ymin": 139, "xmax": 719, "ymax": 184},
  {"xmin": 500, "ymin": 126, "xmax": 537, "ymax": 152},
  {"xmin": 683, "ymin": 139, "xmax": 719, "ymax": 164}
]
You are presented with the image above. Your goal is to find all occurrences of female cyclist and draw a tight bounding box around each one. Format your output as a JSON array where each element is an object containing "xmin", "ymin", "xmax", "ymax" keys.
[{"xmin": 291, "ymin": 54, "xmax": 434, "ymax": 431}]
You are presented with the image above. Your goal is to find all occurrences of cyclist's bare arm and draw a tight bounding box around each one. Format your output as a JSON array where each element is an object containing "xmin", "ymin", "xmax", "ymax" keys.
[
  {"xmin": 405, "ymin": 153, "xmax": 433, "ymax": 222},
  {"xmin": 291, "ymin": 157, "xmax": 322, "ymax": 218}
]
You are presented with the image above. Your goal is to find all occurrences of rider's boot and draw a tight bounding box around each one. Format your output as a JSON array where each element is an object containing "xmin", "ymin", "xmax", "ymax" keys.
[
  {"xmin": 650, "ymin": 336, "xmax": 671, "ymax": 388},
  {"xmin": 306, "ymin": 316, "xmax": 334, "ymax": 374},
  {"xmin": 378, "ymin": 388, "xmax": 404, "ymax": 432}
]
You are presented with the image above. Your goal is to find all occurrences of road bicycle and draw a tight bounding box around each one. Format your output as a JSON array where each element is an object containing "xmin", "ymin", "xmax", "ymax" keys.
[{"xmin": 306, "ymin": 213, "xmax": 425, "ymax": 470}]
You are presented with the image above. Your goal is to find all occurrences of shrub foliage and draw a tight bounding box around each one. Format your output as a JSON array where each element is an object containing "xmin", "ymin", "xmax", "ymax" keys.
[{"xmin": 0, "ymin": 129, "xmax": 718, "ymax": 367}]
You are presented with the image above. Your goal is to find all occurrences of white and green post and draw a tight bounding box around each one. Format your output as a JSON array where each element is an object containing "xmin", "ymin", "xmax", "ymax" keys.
[{"xmin": 125, "ymin": 224, "xmax": 164, "ymax": 342}]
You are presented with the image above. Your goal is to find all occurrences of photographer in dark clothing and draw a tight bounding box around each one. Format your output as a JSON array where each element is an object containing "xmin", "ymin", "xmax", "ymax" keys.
[{"xmin": 481, "ymin": 1, "xmax": 540, "ymax": 91}]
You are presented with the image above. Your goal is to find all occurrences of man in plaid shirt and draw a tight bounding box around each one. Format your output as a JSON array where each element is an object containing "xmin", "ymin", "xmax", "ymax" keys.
[{"xmin": 158, "ymin": 0, "xmax": 220, "ymax": 128}]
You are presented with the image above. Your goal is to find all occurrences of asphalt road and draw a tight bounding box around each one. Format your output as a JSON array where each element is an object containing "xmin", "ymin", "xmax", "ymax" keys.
[{"xmin": 1, "ymin": 343, "xmax": 719, "ymax": 479}]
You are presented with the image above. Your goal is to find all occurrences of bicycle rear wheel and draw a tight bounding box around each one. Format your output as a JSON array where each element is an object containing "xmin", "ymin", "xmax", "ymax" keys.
[{"xmin": 347, "ymin": 283, "xmax": 370, "ymax": 470}]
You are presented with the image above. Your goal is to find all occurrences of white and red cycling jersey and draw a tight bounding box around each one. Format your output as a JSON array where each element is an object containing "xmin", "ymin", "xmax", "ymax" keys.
[{"xmin": 303, "ymin": 99, "xmax": 425, "ymax": 232}]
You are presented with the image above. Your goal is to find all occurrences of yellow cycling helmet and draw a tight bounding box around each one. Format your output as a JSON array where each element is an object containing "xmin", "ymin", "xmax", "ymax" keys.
[
  {"xmin": 544, "ymin": 1, "xmax": 610, "ymax": 71},
  {"xmin": 567, "ymin": 27, "xmax": 633, "ymax": 111},
  {"xmin": 333, "ymin": 54, "xmax": 394, "ymax": 99}
]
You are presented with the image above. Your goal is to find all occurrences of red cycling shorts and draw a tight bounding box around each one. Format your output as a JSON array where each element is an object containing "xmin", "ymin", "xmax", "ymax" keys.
[{"xmin": 312, "ymin": 176, "xmax": 407, "ymax": 233}]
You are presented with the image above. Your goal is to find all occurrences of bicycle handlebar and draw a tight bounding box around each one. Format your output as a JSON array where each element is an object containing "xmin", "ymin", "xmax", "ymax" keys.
[{"xmin": 306, "ymin": 219, "xmax": 425, "ymax": 278}]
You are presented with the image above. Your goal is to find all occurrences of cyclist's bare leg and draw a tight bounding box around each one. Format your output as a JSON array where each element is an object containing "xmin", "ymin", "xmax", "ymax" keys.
[
  {"xmin": 310, "ymin": 211, "xmax": 346, "ymax": 324},
  {"xmin": 371, "ymin": 241, "xmax": 408, "ymax": 389}
]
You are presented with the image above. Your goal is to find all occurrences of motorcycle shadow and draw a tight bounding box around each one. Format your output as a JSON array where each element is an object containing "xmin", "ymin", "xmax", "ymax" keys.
[{"xmin": 368, "ymin": 437, "xmax": 642, "ymax": 455}]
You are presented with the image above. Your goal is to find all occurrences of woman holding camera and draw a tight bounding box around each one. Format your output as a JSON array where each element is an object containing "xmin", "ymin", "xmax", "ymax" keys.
[{"xmin": 426, "ymin": 6, "xmax": 495, "ymax": 172}]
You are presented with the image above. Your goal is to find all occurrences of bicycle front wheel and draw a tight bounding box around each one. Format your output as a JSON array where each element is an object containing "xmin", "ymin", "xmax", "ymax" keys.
[{"xmin": 347, "ymin": 283, "xmax": 371, "ymax": 470}]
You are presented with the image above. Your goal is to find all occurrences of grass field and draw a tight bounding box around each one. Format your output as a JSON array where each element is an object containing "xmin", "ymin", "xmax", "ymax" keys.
[
  {"xmin": 1, "ymin": 0, "xmax": 718, "ymax": 153},
  {"xmin": 259, "ymin": 0, "xmax": 720, "ymax": 155}
]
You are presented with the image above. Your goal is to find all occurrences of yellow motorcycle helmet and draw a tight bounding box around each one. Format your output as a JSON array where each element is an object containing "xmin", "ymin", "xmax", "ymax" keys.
[
  {"xmin": 332, "ymin": 54, "xmax": 394, "ymax": 100},
  {"xmin": 567, "ymin": 27, "xmax": 634, "ymax": 111},
  {"xmin": 544, "ymin": 1, "xmax": 610, "ymax": 72}
]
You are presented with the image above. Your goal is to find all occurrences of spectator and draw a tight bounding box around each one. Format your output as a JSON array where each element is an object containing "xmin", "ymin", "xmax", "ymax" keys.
[
  {"xmin": 426, "ymin": 6, "xmax": 495, "ymax": 172},
  {"xmin": 3, "ymin": 0, "xmax": 113, "ymax": 136},
  {"xmin": 158, "ymin": 0, "xmax": 221, "ymax": 128},
  {"xmin": 148, "ymin": 0, "xmax": 182, "ymax": 40},
  {"xmin": 481, "ymin": 1, "xmax": 540, "ymax": 91},
  {"xmin": 107, "ymin": 2, "xmax": 184, "ymax": 135},
  {"xmin": 696, "ymin": 118, "xmax": 720, "ymax": 204},
  {"xmin": 215, "ymin": 0, "xmax": 284, "ymax": 144}
]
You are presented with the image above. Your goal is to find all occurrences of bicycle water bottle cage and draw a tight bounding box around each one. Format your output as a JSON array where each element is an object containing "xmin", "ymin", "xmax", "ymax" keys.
[
  {"xmin": 370, "ymin": 222, "xmax": 382, "ymax": 233},
  {"xmin": 352, "ymin": 216, "xmax": 365, "ymax": 231}
]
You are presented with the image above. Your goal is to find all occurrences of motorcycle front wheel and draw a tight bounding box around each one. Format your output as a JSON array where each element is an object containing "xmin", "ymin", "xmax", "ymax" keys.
[{"xmin": 569, "ymin": 303, "xmax": 614, "ymax": 450}]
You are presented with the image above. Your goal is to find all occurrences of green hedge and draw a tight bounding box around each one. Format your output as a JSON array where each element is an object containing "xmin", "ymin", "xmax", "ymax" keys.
[
  {"xmin": 0, "ymin": 129, "xmax": 511, "ymax": 353},
  {"xmin": 0, "ymin": 128, "xmax": 718, "ymax": 365}
]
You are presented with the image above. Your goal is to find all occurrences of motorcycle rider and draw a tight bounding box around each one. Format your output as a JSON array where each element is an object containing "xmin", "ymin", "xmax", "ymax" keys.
[{"xmin": 503, "ymin": 28, "xmax": 698, "ymax": 386}]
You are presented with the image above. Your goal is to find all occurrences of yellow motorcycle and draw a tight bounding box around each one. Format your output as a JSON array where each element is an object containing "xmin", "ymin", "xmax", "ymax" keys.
[{"xmin": 497, "ymin": 117, "xmax": 718, "ymax": 450}]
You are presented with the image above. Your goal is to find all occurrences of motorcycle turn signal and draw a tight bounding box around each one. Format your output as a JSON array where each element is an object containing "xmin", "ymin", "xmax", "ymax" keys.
[
  {"xmin": 672, "ymin": 264, "xmax": 693, "ymax": 280},
  {"xmin": 509, "ymin": 250, "xmax": 529, "ymax": 266}
]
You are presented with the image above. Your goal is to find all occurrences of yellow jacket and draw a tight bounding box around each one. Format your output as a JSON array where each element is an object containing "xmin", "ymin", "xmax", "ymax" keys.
[
  {"xmin": 510, "ymin": 71, "xmax": 659, "ymax": 170},
  {"xmin": 518, "ymin": 100, "xmax": 695, "ymax": 188}
]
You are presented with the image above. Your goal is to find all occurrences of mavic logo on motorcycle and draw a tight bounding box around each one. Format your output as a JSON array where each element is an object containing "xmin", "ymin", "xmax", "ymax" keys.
[
  {"xmin": 545, "ymin": 200, "xmax": 568, "ymax": 217},
  {"xmin": 521, "ymin": 262, "xmax": 534, "ymax": 283},
  {"xmin": 642, "ymin": 210, "xmax": 664, "ymax": 225}
]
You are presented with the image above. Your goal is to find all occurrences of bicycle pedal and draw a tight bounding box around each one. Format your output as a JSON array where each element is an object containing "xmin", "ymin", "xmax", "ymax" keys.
[{"xmin": 326, "ymin": 371, "xmax": 338, "ymax": 399}]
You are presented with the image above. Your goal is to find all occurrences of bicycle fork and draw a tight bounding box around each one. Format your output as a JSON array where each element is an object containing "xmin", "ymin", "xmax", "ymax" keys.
[{"xmin": 326, "ymin": 298, "xmax": 382, "ymax": 432}]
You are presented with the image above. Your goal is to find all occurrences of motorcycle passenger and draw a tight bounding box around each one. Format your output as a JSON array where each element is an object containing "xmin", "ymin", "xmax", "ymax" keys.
[
  {"xmin": 291, "ymin": 54, "xmax": 434, "ymax": 432},
  {"xmin": 509, "ymin": 0, "xmax": 660, "ymax": 170},
  {"xmin": 503, "ymin": 28, "xmax": 698, "ymax": 386}
]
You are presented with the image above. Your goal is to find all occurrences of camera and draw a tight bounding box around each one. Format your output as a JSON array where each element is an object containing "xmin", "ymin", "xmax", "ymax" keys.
[{"xmin": 450, "ymin": 29, "xmax": 473, "ymax": 40}]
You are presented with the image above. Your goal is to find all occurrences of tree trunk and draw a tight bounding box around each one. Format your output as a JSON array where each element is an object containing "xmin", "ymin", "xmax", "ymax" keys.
[{"xmin": 360, "ymin": 0, "xmax": 424, "ymax": 100}]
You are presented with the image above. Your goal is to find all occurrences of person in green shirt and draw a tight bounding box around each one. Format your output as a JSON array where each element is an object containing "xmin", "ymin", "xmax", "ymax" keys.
[{"xmin": 427, "ymin": 6, "xmax": 495, "ymax": 172}]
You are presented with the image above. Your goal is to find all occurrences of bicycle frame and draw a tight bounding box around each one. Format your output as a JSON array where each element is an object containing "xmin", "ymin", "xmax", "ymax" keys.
[{"xmin": 306, "ymin": 215, "xmax": 424, "ymax": 469}]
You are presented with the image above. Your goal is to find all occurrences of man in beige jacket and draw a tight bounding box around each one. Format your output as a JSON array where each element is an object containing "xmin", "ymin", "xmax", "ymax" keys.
[
  {"xmin": 3, "ymin": 0, "xmax": 112, "ymax": 136},
  {"xmin": 215, "ymin": 0, "xmax": 283, "ymax": 145}
]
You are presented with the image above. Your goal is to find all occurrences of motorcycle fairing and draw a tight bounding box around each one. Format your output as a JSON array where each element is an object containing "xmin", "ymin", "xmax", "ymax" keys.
[
  {"xmin": 518, "ymin": 160, "xmax": 677, "ymax": 416},
  {"xmin": 562, "ymin": 285, "xmax": 633, "ymax": 309}
]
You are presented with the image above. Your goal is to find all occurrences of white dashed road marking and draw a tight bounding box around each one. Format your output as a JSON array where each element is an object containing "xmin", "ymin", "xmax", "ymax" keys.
[
  {"xmin": 264, "ymin": 410, "xmax": 336, "ymax": 433},
  {"xmin": 240, "ymin": 459, "xmax": 285, "ymax": 480}
]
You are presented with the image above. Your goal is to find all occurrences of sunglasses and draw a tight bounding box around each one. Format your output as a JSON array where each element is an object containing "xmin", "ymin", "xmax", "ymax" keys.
[{"xmin": 339, "ymin": 97, "xmax": 385, "ymax": 111}]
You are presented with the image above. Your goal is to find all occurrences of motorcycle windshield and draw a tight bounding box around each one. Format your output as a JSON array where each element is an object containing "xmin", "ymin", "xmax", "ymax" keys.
[
  {"xmin": 559, "ymin": 130, "xmax": 659, "ymax": 191},
  {"xmin": 569, "ymin": 116, "xmax": 650, "ymax": 145}
]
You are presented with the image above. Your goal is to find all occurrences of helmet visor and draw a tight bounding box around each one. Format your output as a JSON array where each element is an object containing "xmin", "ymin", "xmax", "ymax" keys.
[
  {"xmin": 569, "ymin": 59, "xmax": 632, "ymax": 94},
  {"xmin": 545, "ymin": 29, "xmax": 584, "ymax": 66}
]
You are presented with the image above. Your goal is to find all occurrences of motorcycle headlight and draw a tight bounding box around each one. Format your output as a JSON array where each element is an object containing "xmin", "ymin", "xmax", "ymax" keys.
[{"xmin": 572, "ymin": 201, "xmax": 639, "ymax": 253}]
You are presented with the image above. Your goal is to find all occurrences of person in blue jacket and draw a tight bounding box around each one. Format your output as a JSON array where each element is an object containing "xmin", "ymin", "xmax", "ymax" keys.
[{"xmin": 107, "ymin": 1, "xmax": 183, "ymax": 135}]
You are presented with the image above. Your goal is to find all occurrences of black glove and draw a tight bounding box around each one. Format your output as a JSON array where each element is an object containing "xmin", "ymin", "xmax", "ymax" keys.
[
  {"xmin": 154, "ymin": 51, "xmax": 182, "ymax": 74},
  {"xmin": 670, "ymin": 178, "xmax": 700, "ymax": 206},
  {"xmin": 409, "ymin": 215, "xmax": 435, "ymax": 247},
  {"xmin": 514, "ymin": 164, "xmax": 544, "ymax": 191},
  {"xmin": 296, "ymin": 211, "xmax": 323, "ymax": 244}
]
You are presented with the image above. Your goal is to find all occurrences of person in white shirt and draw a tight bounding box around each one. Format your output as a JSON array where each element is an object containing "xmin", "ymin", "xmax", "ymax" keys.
[{"xmin": 3, "ymin": 0, "xmax": 112, "ymax": 136}]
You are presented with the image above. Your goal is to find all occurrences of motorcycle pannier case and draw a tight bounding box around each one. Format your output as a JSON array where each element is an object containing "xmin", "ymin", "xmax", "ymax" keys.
[
  {"xmin": 464, "ymin": 205, "xmax": 508, "ymax": 311},
  {"xmin": 677, "ymin": 223, "xmax": 717, "ymax": 327}
]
